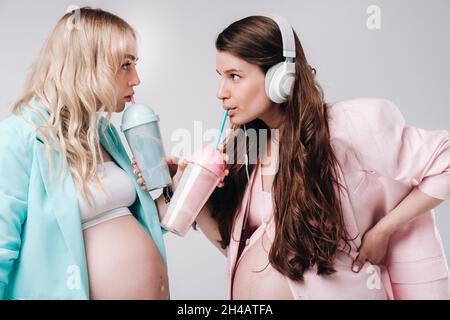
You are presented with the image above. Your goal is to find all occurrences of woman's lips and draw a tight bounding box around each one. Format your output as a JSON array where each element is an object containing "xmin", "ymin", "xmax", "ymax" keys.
[
  {"xmin": 125, "ymin": 95, "xmax": 133, "ymax": 102},
  {"xmin": 227, "ymin": 107, "xmax": 237, "ymax": 116}
]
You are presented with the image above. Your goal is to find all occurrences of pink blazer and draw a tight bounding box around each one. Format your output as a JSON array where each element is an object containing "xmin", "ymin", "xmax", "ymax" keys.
[{"xmin": 226, "ymin": 98, "xmax": 450, "ymax": 299}]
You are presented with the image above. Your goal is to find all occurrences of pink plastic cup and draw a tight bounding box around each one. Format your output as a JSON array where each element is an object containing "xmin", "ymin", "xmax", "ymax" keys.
[{"xmin": 160, "ymin": 147, "xmax": 226, "ymax": 236}]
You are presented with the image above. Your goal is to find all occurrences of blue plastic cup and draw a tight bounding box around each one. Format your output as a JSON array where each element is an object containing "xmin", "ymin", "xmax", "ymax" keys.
[{"xmin": 121, "ymin": 103, "xmax": 171, "ymax": 191}]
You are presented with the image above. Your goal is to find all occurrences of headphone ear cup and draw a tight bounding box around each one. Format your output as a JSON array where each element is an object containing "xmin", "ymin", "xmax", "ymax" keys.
[
  {"xmin": 265, "ymin": 62, "xmax": 295, "ymax": 104},
  {"xmin": 265, "ymin": 62, "xmax": 284, "ymax": 103}
]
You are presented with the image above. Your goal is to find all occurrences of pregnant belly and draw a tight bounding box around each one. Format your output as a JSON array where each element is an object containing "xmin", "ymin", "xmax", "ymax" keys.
[
  {"xmin": 83, "ymin": 215, "xmax": 169, "ymax": 299},
  {"xmin": 232, "ymin": 232, "xmax": 293, "ymax": 300}
]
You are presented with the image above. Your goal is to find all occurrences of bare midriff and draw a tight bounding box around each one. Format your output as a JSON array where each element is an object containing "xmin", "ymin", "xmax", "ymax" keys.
[
  {"xmin": 83, "ymin": 215, "xmax": 168, "ymax": 300},
  {"xmin": 231, "ymin": 223, "xmax": 294, "ymax": 300}
]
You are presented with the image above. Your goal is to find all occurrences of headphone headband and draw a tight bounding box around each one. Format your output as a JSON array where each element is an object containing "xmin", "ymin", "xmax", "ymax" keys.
[
  {"xmin": 268, "ymin": 15, "xmax": 296, "ymax": 59},
  {"xmin": 264, "ymin": 14, "xmax": 296, "ymax": 104}
]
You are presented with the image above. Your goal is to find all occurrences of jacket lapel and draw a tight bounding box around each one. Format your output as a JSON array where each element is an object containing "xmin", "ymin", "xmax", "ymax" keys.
[
  {"xmin": 98, "ymin": 118, "xmax": 134, "ymax": 180},
  {"xmin": 227, "ymin": 166, "xmax": 258, "ymax": 296},
  {"xmin": 34, "ymin": 137, "xmax": 90, "ymax": 298},
  {"xmin": 26, "ymin": 100, "xmax": 90, "ymax": 298}
]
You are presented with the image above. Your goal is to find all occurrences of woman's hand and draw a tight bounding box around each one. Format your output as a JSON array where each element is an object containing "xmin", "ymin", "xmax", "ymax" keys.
[
  {"xmin": 351, "ymin": 223, "xmax": 391, "ymax": 273},
  {"xmin": 351, "ymin": 188, "xmax": 444, "ymax": 273},
  {"xmin": 131, "ymin": 157, "xmax": 185, "ymax": 192},
  {"xmin": 164, "ymin": 156, "xmax": 189, "ymax": 191},
  {"xmin": 131, "ymin": 154, "xmax": 229, "ymax": 192},
  {"xmin": 131, "ymin": 159, "xmax": 149, "ymax": 192}
]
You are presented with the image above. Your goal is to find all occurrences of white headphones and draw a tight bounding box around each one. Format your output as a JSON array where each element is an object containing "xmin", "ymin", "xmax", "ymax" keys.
[{"xmin": 264, "ymin": 15, "xmax": 296, "ymax": 104}]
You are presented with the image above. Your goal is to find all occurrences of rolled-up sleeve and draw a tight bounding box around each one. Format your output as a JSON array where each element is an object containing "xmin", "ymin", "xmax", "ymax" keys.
[
  {"xmin": 0, "ymin": 118, "xmax": 30, "ymax": 298},
  {"xmin": 341, "ymin": 98, "xmax": 450, "ymax": 200}
]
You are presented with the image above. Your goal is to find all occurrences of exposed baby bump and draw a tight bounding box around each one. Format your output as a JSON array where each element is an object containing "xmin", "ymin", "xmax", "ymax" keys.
[
  {"xmin": 83, "ymin": 215, "xmax": 169, "ymax": 299},
  {"xmin": 232, "ymin": 232, "xmax": 293, "ymax": 300}
]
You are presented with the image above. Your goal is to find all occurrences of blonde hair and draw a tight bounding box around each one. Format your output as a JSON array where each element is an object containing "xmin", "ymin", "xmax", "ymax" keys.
[{"xmin": 13, "ymin": 7, "xmax": 136, "ymax": 204}]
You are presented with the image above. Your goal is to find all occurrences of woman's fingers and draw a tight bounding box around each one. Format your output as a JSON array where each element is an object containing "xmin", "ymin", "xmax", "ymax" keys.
[
  {"xmin": 178, "ymin": 158, "xmax": 188, "ymax": 171},
  {"xmin": 132, "ymin": 159, "xmax": 147, "ymax": 187},
  {"xmin": 174, "ymin": 158, "xmax": 188, "ymax": 179},
  {"xmin": 352, "ymin": 242, "xmax": 370, "ymax": 273},
  {"xmin": 131, "ymin": 159, "xmax": 142, "ymax": 177},
  {"xmin": 216, "ymin": 169, "xmax": 229, "ymax": 189},
  {"xmin": 134, "ymin": 154, "xmax": 226, "ymax": 188},
  {"xmin": 351, "ymin": 252, "xmax": 367, "ymax": 273},
  {"xmin": 137, "ymin": 177, "xmax": 146, "ymax": 186}
]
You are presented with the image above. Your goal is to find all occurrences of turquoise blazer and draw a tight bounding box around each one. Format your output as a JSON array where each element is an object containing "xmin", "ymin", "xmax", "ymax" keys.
[{"xmin": 0, "ymin": 99, "xmax": 167, "ymax": 299}]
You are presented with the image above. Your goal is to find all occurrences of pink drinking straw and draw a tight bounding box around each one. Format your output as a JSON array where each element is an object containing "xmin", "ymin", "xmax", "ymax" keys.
[{"xmin": 131, "ymin": 96, "xmax": 135, "ymax": 104}]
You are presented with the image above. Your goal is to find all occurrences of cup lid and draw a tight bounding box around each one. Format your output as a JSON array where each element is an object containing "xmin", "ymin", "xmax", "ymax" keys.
[
  {"xmin": 120, "ymin": 103, "xmax": 160, "ymax": 132},
  {"xmin": 187, "ymin": 146, "xmax": 226, "ymax": 179}
]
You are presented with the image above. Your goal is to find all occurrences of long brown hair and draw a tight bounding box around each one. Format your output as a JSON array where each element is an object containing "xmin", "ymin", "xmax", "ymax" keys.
[{"xmin": 210, "ymin": 16, "xmax": 353, "ymax": 281}]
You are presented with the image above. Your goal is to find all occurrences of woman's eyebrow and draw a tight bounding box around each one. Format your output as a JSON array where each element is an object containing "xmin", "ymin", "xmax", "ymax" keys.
[
  {"xmin": 217, "ymin": 68, "xmax": 243, "ymax": 74},
  {"xmin": 125, "ymin": 54, "xmax": 139, "ymax": 62}
]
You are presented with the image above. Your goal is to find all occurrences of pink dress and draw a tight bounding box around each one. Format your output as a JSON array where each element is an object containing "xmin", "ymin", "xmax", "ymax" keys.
[{"xmin": 227, "ymin": 98, "xmax": 450, "ymax": 299}]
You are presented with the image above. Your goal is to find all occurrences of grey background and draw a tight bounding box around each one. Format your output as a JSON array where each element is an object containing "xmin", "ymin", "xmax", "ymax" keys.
[{"xmin": 0, "ymin": 0, "xmax": 449, "ymax": 299}]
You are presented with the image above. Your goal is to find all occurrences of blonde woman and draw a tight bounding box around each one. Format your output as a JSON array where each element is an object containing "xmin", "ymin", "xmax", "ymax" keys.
[{"xmin": 0, "ymin": 8, "xmax": 169, "ymax": 299}]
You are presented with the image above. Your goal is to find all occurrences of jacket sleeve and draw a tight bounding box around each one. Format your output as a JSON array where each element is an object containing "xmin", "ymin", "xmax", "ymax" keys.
[
  {"xmin": 341, "ymin": 98, "xmax": 450, "ymax": 200},
  {"xmin": 0, "ymin": 117, "xmax": 31, "ymax": 299},
  {"xmin": 338, "ymin": 98, "xmax": 450, "ymax": 291}
]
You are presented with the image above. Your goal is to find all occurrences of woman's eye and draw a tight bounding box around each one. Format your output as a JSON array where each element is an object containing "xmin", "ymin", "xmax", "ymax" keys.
[
  {"xmin": 121, "ymin": 62, "xmax": 131, "ymax": 71},
  {"xmin": 231, "ymin": 74, "xmax": 241, "ymax": 81}
]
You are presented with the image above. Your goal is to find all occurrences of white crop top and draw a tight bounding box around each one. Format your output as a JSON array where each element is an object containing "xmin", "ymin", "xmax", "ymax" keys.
[{"xmin": 78, "ymin": 161, "xmax": 137, "ymax": 230}]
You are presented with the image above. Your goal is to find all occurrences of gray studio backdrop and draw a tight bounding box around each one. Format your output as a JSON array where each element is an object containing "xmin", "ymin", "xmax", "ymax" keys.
[{"xmin": 0, "ymin": 0, "xmax": 449, "ymax": 299}]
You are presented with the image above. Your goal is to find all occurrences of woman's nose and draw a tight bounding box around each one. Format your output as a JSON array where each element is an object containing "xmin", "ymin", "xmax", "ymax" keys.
[
  {"xmin": 217, "ymin": 80, "xmax": 229, "ymax": 100},
  {"xmin": 128, "ymin": 69, "xmax": 141, "ymax": 87}
]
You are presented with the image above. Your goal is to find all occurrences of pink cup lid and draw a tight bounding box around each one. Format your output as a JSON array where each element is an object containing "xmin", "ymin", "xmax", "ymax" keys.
[{"xmin": 187, "ymin": 146, "xmax": 226, "ymax": 179}]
